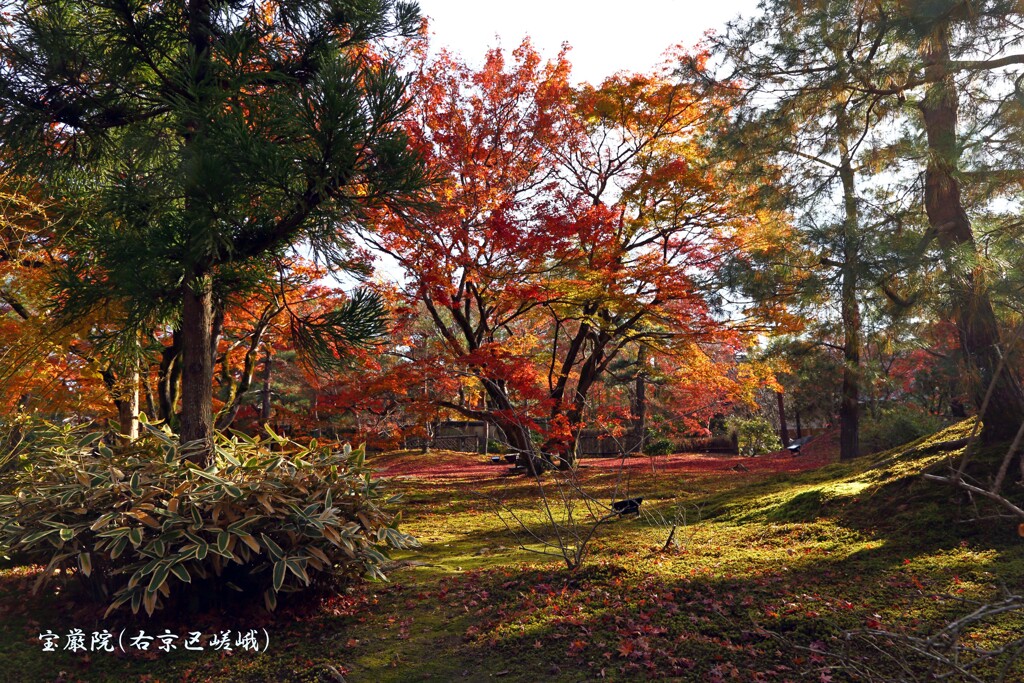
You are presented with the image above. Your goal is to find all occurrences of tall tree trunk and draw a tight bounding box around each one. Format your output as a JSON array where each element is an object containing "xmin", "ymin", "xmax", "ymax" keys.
[
  {"xmin": 116, "ymin": 367, "xmax": 139, "ymax": 442},
  {"xmin": 157, "ymin": 331, "xmax": 182, "ymax": 425},
  {"xmin": 144, "ymin": 371, "xmax": 157, "ymax": 422},
  {"xmin": 919, "ymin": 21, "xmax": 1024, "ymax": 442},
  {"xmin": 795, "ymin": 408, "xmax": 803, "ymax": 439},
  {"xmin": 776, "ymin": 391, "xmax": 790, "ymax": 447},
  {"xmin": 180, "ymin": 278, "xmax": 214, "ymax": 460},
  {"xmin": 553, "ymin": 331, "xmax": 611, "ymax": 469},
  {"xmin": 838, "ymin": 143, "xmax": 861, "ymax": 461},
  {"xmin": 839, "ymin": 271, "xmax": 861, "ymax": 459},
  {"xmin": 259, "ymin": 346, "xmax": 273, "ymax": 428},
  {"xmin": 632, "ymin": 346, "xmax": 648, "ymax": 453},
  {"xmin": 480, "ymin": 378, "xmax": 540, "ymax": 473},
  {"xmin": 178, "ymin": 1, "xmax": 215, "ymax": 461}
]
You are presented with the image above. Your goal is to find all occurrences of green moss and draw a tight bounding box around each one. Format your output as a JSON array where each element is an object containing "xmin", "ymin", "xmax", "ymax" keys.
[{"xmin": 5, "ymin": 418, "xmax": 1024, "ymax": 681}]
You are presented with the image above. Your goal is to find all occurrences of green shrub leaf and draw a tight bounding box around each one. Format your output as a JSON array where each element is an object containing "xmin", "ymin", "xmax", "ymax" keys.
[
  {"xmin": 272, "ymin": 559, "xmax": 286, "ymax": 592},
  {"xmin": 147, "ymin": 563, "xmax": 170, "ymax": 594},
  {"xmin": 0, "ymin": 418, "xmax": 416, "ymax": 616},
  {"xmin": 261, "ymin": 533, "xmax": 284, "ymax": 560},
  {"xmin": 169, "ymin": 563, "xmax": 191, "ymax": 584}
]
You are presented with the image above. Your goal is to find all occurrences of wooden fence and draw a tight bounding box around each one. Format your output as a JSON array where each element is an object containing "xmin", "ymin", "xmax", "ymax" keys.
[{"xmin": 404, "ymin": 434, "xmax": 482, "ymax": 453}]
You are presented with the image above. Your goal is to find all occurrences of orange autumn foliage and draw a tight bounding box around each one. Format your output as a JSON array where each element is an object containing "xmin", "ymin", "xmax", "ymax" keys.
[{"xmin": 360, "ymin": 39, "xmax": 769, "ymax": 458}]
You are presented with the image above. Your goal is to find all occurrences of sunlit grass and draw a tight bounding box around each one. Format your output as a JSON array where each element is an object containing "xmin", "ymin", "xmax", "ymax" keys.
[{"xmin": 3, "ymin": 420, "xmax": 1024, "ymax": 681}]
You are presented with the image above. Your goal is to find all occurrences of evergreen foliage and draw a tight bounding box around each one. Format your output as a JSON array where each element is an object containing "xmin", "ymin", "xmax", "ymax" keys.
[{"xmin": 0, "ymin": 0, "xmax": 425, "ymax": 452}]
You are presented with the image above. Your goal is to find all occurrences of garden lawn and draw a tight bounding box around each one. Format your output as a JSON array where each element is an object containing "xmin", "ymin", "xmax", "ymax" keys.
[{"xmin": 3, "ymin": 420, "xmax": 1024, "ymax": 682}]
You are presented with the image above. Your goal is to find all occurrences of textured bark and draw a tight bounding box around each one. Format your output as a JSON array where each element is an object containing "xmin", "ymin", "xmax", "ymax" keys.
[
  {"xmin": 259, "ymin": 347, "xmax": 273, "ymax": 427},
  {"xmin": 919, "ymin": 21, "xmax": 1024, "ymax": 442},
  {"xmin": 632, "ymin": 346, "xmax": 648, "ymax": 452},
  {"xmin": 180, "ymin": 279, "xmax": 215, "ymax": 460},
  {"xmin": 116, "ymin": 367, "xmax": 139, "ymax": 442},
  {"xmin": 838, "ymin": 145, "xmax": 861, "ymax": 461},
  {"xmin": 178, "ymin": 1, "xmax": 215, "ymax": 462},
  {"xmin": 776, "ymin": 391, "xmax": 790, "ymax": 447},
  {"xmin": 157, "ymin": 331, "xmax": 182, "ymax": 424}
]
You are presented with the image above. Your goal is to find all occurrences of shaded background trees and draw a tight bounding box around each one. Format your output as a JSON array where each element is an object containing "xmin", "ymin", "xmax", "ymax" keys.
[{"xmin": 690, "ymin": 0, "xmax": 1024, "ymax": 455}]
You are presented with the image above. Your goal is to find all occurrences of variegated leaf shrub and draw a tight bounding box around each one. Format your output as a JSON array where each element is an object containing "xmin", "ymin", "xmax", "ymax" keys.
[{"xmin": 0, "ymin": 417, "xmax": 417, "ymax": 616}]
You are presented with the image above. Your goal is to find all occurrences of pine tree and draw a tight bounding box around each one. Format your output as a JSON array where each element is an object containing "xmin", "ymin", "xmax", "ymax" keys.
[
  {"xmin": 698, "ymin": 0, "xmax": 1024, "ymax": 447},
  {"xmin": 0, "ymin": 1, "xmax": 424, "ymax": 460},
  {"xmin": 696, "ymin": 0, "xmax": 910, "ymax": 459}
]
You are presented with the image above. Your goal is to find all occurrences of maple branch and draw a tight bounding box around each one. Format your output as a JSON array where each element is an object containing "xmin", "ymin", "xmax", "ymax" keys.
[
  {"xmin": 550, "ymin": 319, "xmax": 593, "ymax": 406},
  {"xmin": 0, "ymin": 289, "xmax": 32, "ymax": 320},
  {"xmin": 447, "ymin": 299, "xmax": 480, "ymax": 353},
  {"xmin": 436, "ymin": 400, "xmax": 495, "ymax": 422},
  {"xmin": 548, "ymin": 317, "xmax": 562, "ymax": 394},
  {"xmin": 215, "ymin": 302, "xmax": 281, "ymax": 430},
  {"xmin": 422, "ymin": 293, "xmax": 467, "ymax": 357}
]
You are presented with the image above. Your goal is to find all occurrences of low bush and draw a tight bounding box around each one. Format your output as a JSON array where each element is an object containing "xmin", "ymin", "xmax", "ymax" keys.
[
  {"xmin": 643, "ymin": 434, "xmax": 675, "ymax": 456},
  {"xmin": 726, "ymin": 416, "xmax": 782, "ymax": 456},
  {"xmin": 860, "ymin": 405, "xmax": 943, "ymax": 454},
  {"xmin": 0, "ymin": 418, "xmax": 417, "ymax": 616}
]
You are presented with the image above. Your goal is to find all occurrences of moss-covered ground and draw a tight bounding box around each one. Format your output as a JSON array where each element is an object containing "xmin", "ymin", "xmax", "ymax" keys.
[{"xmin": 3, "ymin": 420, "xmax": 1024, "ymax": 681}]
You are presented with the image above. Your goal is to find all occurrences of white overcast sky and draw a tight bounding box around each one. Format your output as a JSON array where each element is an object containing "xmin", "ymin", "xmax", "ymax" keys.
[{"xmin": 415, "ymin": 0, "xmax": 762, "ymax": 83}]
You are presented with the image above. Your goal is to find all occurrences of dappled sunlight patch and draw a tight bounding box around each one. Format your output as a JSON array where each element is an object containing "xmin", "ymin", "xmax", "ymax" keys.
[
  {"xmin": 431, "ymin": 563, "xmax": 846, "ymax": 680},
  {"xmin": 5, "ymin": 420, "xmax": 1024, "ymax": 681},
  {"xmin": 365, "ymin": 419, "xmax": 1024, "ymax": 679}
]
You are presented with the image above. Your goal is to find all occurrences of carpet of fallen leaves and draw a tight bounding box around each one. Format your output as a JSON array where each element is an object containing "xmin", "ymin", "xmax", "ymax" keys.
[
  {"xmin": 4, "ymin": 423, "xmax": 1024, "ymax": 682},
  {"xmin": 376, "ymin": 431, "xmax": 839, "ymax": 482}
]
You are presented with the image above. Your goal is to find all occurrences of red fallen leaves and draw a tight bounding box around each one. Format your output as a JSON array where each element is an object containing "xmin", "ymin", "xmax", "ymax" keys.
[
  {"xmin": 584, "ymin": 449, "xmax": 835, "ymax": 476},
  {"xmin": 371, "ymin": 436, "xmax": 837, "ymax": 484},
  {"xmin": 372, "ymin": 451, "xmax": 507, "ymax": 482},
  {"xmin": 430, "ymin": 565, "xmax": 850, "ymax": 679}
]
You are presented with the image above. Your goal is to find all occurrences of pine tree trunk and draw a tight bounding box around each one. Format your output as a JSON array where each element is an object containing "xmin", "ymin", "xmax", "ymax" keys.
[
  {"xmin": 837, "ymin": 113, "xmax": 861, "ymax": 462},
  {"xmin": 180, "ymin": 278, "xmax": 214, "ymax": 461},
  {"xmin": 919, "ymin": 22, "xmax": 1024, "ymax": 442}
]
